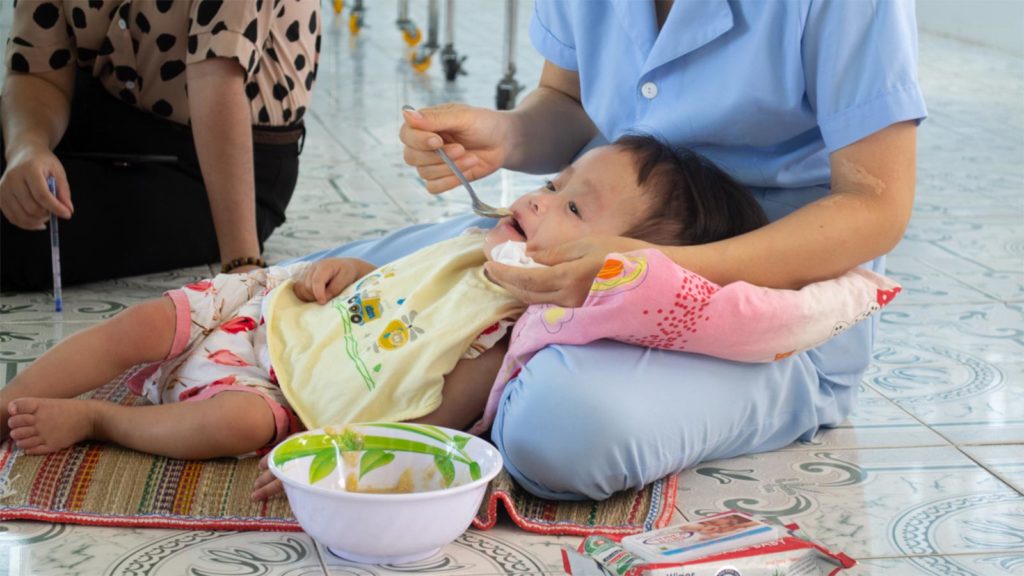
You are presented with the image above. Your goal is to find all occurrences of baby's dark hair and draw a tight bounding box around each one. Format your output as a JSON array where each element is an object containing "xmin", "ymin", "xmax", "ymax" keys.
[{"xmin": 614, "ymin": 135, "xmax": 769, "ymax": 246}]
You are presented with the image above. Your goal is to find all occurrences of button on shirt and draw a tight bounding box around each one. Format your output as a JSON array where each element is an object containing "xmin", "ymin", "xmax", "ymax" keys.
[
  {"xmin": 529, "ymin": 0, "xmax": 927, "ymax": 191},
  {"xmin": 5, "ymin": 0, "xmax": 321, "ymax": 127}
]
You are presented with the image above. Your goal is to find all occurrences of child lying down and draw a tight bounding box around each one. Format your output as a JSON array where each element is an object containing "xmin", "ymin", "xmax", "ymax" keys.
[{"xmin": 1, "ymin": 135, "xmax": 768, "ymax": 466}]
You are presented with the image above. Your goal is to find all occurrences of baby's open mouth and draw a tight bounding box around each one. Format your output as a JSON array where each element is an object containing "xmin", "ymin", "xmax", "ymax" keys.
[{"xmin": 510, "ymin": 217, "xmax": 526, "ymax": 239}]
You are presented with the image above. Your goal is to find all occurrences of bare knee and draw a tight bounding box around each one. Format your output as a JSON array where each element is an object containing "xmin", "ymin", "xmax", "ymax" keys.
[
  {"xmin": 199, "ymin": 392, "xmax": 278, "ymax": 456},
  {"xmin": 105, "ymin": 297, "xmax": 177, "ymax": 364}
]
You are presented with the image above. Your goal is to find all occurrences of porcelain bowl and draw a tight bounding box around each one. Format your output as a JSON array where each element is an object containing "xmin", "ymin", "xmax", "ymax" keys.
[{"xmin": 268, "ymin": 422, "xmax": 503, "ymax": 565}]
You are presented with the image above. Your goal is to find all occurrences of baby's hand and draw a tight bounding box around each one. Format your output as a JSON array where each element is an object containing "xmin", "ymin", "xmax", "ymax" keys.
[
  {"xmin": 293, "ymin": 258, "xmax": 375, "ymax": 304},
  {"xmin": 251, "ymin": 454, "xmax": 285, "ymax": 501}
]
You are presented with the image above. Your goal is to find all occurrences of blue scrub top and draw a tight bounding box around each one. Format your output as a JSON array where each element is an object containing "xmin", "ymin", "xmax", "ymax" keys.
[{"xmin": 530, "ymin": 0, "xmax": 928, "ymax": 193}]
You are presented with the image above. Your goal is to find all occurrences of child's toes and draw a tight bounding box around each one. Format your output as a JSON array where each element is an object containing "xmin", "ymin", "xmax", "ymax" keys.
[
  {"xmin": 7, "ymin": 413, "xmax": 36, "ymax": 430},
  {"xmin": 9, "ymin": 425, "xmax": 37, "ymax": 441},
  {"xmin": 14, "ymin": 435, "xmax": 45, "ymax": 451},
  {"xmin": 8, "ymin": 398, "xmax": 40, "ymax": 417}
]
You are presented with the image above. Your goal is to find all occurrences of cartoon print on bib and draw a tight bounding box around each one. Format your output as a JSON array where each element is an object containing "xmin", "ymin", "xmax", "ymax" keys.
[
  {"xmin": 332, "ymin": 298, "xmax": 377, "ymax": 391},
  {"xmin": 589, "ymin": 255, "xmax": 649, "ymax": 294},
  {"xmin": 376, "ymin": 312, "xmax": 425, "ymax": 351}
]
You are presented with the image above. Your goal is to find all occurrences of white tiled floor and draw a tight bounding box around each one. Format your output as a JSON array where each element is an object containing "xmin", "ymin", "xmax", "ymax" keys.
[{"xmin": 1, "ymin": 2, "xmax": 1023, "ymax": 575}]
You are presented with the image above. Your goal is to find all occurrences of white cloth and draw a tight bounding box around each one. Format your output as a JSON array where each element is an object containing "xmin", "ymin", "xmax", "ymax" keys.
[{"xmin": 490, "ymin": 241, "xmax": 547, "ymax": 268}]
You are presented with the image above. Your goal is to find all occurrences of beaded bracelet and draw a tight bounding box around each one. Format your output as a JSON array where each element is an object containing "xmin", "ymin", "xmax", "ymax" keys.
[{"xmin": 221, "ymin": 256, "xmax": 268, "ymax": 274}]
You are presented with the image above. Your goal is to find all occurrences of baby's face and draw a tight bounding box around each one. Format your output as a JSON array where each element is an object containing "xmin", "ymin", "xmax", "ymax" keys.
[{"xmin": 484, "ymin": 146, "xmax": 649, "ymax": 257}]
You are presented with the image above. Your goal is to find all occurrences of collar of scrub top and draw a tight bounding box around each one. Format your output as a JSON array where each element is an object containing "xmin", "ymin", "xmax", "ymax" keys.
[{"xmin": 610, "ymin": 0, "xmax": 734, "ymax": 76}]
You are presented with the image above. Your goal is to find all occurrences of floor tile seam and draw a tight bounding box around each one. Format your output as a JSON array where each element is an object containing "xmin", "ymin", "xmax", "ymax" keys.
[
  {"xmin": 781, "ymin": 442, "xmax": 951, "ymax": 453},
  {"xmin": 861, "ymin": 383, "xmax": 979, "ymax": 450},
  {"xmin": 951, "ymin": 444, "xmax": 1024, "ymax": 498},
  {"xmin": 900, "ymin": 242, "xmax": 1003, "ymax": 272},
  {"xmin": 309, "ymin": 124, "xmax": 418, "ymax": 219},
  {"xmin": 902, "ymin": 258, "xmax": 1015, "ymax": 302},
  {"xmin": 312, "ymin": 542, "xmax": 330, "ymax": 576},
  {"xmin": 328, "ymin": 162, "xmax": 414, "ymax": 220},
  {"xmin": 856, "ymin": 549, "xmax": 1024, "ymax": 561},
  {"xmin": 886, "ymin": 298, "xmax": 1002, "ymax": 307},
  {"xmin": 957, "ymin": 440, "xmax": 1024, "ymax": 448},
  {"xmin": 924, "ymin": 120, "xmax": 1024, "ymax": 148}
]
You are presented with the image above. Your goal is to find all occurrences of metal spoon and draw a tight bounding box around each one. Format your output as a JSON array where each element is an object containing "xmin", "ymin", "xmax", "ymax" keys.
[{"xmin": 403, "ymin": 105, "xmax": 511, "ymax": 219}]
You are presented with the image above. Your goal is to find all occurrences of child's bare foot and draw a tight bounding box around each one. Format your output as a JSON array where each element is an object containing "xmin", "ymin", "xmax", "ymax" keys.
[
  {"xmin": 0, "ymin": 391, "xmax": 10, "ymax": 444},
  {"xmin": 7, "ymin": 398, "xmax": 99, "ymax": 455}
]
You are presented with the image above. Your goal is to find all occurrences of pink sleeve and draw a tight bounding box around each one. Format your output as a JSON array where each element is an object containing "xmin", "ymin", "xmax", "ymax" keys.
[{"xmin": 468, "ymin": 249, "xmax": 901, "ymax": 435}]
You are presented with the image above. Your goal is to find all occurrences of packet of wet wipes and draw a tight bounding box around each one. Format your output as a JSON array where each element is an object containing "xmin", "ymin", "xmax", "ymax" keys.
[
  {"xmin": 622, "ymin": 511, "xmax": 784, "ymax": 563},
  {"xmin": 574, "ymin": 514, "xmax": 856, "ymax": 576}
]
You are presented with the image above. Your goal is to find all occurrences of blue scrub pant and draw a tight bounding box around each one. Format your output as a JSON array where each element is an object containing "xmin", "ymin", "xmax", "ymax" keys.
[{"xmin": 291, "ymin": 186, "xmax": 878, "ymax": 501}]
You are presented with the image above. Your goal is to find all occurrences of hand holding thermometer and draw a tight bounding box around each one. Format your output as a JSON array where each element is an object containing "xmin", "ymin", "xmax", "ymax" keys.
[{"xmin": 47, "ymin": 176, "xmax": 63, "ymax": 312}]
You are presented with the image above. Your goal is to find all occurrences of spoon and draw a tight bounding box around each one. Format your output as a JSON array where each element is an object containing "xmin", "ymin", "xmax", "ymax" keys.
[{"xmin": 403, "ymin": 105, "xmax": 511, "ymax": 219}]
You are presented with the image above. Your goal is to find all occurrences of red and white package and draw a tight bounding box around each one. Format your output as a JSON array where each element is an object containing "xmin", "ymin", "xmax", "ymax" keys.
[{"xmin": 571, "ymin": 518, "xmax": 856, "ymax": 576}]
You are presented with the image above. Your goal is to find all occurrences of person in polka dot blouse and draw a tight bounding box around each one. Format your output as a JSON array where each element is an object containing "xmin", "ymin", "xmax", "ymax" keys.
[{"xmin": 1, "ymin": 0, "xmax": 320, "ymax": 289}]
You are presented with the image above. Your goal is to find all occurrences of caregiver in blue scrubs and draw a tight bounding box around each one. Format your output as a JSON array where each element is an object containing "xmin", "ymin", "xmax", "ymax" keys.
[{"xmin": 326, "ymin": 0, "xmax": 927, "ymax": 500}]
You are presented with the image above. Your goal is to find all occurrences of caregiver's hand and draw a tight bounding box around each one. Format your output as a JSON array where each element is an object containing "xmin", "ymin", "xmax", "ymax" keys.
[
  {"xmin": 0, "ymin": 147, "xmax": 72, "ymax": 230},
  {"xmin": 400, "ymin": 103, "xmax": 510, "ymax": 194},
  {"xmin": 251, "ymin": 454, "xmax": 284, "ymax": 501},
  {"xmin": 293, "ymin": 257, "xmax": 376, "ymax": 305},
  {"xmin": 485, "ymin": 236, "xmax": 653, "ymax": 307}
]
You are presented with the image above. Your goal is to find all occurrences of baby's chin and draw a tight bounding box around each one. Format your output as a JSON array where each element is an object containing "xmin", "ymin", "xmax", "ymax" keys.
[{"xmin": 483, "ymin": 220, "xmax": 523, "ymax": 260}]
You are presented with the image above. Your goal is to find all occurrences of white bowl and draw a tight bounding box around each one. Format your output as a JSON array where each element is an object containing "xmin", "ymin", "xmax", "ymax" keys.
[{"xmin": 269, "ymin": 422, "xmax": 503, "ymax": 565}]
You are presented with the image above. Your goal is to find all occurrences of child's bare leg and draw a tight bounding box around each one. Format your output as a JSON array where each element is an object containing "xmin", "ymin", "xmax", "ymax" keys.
[
  {"xmin": 409, "ymin": 336, "xmax": 509, "ymax": 430},
  {"xmin": 0, "ymin": 297, "xmax": 176, "ymax": 441},
  {"xmin": 8, "ymin": 391, "xmax": 276, "ymax": 459}
]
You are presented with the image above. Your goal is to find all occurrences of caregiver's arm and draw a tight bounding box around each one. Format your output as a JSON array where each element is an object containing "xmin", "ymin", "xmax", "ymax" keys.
[
  {"xmin": 502, "ymin": 61, "xmax": 599, "ymax": 173},
  {"xmin": 0, "ymin": 68, "xmax": 76, "ymax": 229},
  {"xmin": 400, "ymin": 60, "xmax": 597, "ymax": 193},
  {"xmin": 486, "ymin": 121, "xmax": 917, "ymax": 305},
  {"xmin": 187, "ymin": 58, "xmax": 261, "ymax": 273},
  {"xmin": 668, "ymin": 121, "xmax": 917, "ymax": 289}
]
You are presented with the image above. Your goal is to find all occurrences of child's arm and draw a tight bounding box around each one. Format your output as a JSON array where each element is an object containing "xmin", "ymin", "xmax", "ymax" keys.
[
  {"xmin": 409, "ymin": 336, "xmax": 509, "ymax": 431},
  {"xmin": 292, "ymin": 258, "xmax": 376, "ymax": 304}
]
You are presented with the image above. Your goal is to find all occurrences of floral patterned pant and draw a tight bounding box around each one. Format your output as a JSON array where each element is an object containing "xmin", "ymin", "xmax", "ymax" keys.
[{"xmin": 123, "ymin": 264, "xmax": 309, "ymax": 452}]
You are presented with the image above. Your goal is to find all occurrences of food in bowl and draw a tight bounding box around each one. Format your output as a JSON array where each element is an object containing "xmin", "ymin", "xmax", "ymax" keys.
[{"xmin": 269, "ymin": 422, "xmax": 503, "ymax": 565}]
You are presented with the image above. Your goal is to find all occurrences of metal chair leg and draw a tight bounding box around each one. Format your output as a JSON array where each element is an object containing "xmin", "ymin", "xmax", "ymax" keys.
[
  {"xmin": 348, "ymin": 0, "xmax": 365, "ymax": 35},
  {"xmin": 411, "ymin": 0, "xmax": 440, "ymax": 72},
  {"xmin": 496, "ymin": 0, "xmax": 522, "ymax": 109},
  {"xmin": 440, "ymin": 0, "xmax": 466, "ymax": 81},
  {"xmin": 396, "ymin": 0, "xmax": 422, "ymax": 46}
]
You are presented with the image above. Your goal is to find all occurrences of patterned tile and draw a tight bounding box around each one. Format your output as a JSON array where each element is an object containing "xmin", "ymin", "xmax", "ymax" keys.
[
  {"xmin": 316, "ymin": 522, "xmax": 579, "ymax": 575},
  {"xmin": 869, "ymin": 311, "xmax": 1024, "ymax": 444},
  {"xmin": 0, "ymin": 265, "xmax": 214, "ymax": 325},
  {"xmin": 0, "ymin": 323, "xmax": 98, "ymax": 386},
  {"xmin": 0, "ymin": 523, "xmax": 323, "ymax": 576},
  {"xmin": 877, "ymin": 302, "xmax": 1024, "ymax": 354},
  {"xmin": 676, "ymin": 446, "xmax": 1024, "ymax": 560},
  {"xmin": 851, "ymin": 555, "xmax": 1024, "ymax": 576},
  {"xmin": 784, "ymin": 384, "xmax": 949, "ymax": 451},
  {"xmin": 883, "ymin": 255, "xmax": 998, "ymax": 305}
]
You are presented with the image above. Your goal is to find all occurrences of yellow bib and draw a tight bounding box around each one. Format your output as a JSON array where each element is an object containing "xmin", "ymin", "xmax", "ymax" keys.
[{"xmin": 265, "ymin": 235, "xmax": 524, "ymax": 429}]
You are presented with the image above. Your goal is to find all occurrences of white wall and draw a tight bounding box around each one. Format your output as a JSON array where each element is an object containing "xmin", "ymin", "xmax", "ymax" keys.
[{"xmin": 916, "ymin": 0, "xmax": 1024, "ymax": 57}]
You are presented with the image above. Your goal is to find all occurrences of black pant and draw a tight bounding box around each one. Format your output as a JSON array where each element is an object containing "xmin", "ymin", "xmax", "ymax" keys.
[{"xmin": 0, "ymin": 73, "xmax": 300, "ymax": 291}]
